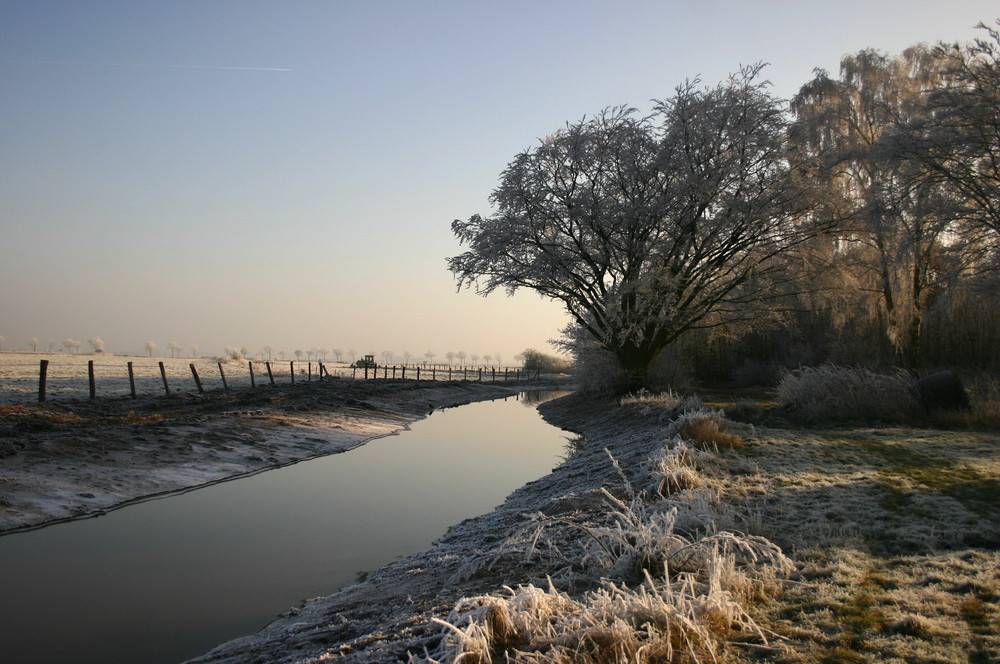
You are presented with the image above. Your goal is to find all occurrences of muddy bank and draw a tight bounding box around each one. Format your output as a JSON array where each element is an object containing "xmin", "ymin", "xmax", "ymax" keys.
[{"xmin": 0, "ymin": 379, "xmax": 552, "ymax": 533}]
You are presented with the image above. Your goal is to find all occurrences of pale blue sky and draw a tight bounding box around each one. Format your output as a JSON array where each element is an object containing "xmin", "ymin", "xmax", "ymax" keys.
[{"xmin": 2, "ymin": 0, "xmax": 996, "ymax": 360}]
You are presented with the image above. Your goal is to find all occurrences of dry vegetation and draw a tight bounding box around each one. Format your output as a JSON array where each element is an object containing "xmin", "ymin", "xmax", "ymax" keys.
[{"xmin": 408, "ymin": 382, "xmax": 999, "ymax": 664}]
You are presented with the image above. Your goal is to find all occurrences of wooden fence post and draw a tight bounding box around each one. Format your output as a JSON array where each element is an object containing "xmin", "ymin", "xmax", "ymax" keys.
[
  {"xmin": 128, "ymin": 361, "xmax": 137, "ymax": 398},
  {"xmin": 290, "ymin": 361, "xmax": 295, "ymax": 384},
  {"xmin": 308, "ymin": 362, "xmax": 312, "ymax": 382},
  {"xmin": 88, "ymin": 360, "xmax": 96, "ymax": 399},
  {"xmin": 38, "ymin": 359, "xmax": 48, "ymax": 402},
  {"xmin": 159, "ymin": 361, "xmax": 171, "ymax": 395},
  {"xmin": 266, "ymin": 361, "xmax": 275, "ymax": 385},
  {"xmin": 218, "ymin": 362, "xmax": 229, "ymax": 392},
  {"xmin": 249, "ymin": 361, "xmax": 256, "ymax": 388},
  {"xmin": 416, "ymin": 366, "xmax": 420, "ymax": 380},
  {"xmin": 432, "ymin": 367, "xmax": 436, "ymax": 381},
  {"xmin": 190, "ymin": 364, "xmax": 204, "ymax": 394}
]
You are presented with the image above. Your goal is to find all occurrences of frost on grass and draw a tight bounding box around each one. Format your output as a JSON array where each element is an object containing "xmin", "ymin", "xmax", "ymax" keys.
[
  {"xmin": 417, "ymin": 428, "xmax": 793, "ymax": 664},
  {"xmin": 666, "ymin": 408, "xmax": 746, "ymax": 451}
]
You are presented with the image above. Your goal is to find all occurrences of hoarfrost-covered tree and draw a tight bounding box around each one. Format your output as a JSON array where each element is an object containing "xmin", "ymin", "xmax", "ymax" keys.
[
  {"xmin": 65, "ymin": 338, "xmax": 77, "ymax": 354},
  {"xmin": 168, "ymin": 341, "xmax": 182, "ymax": 358},
  {"xmin": 191, "ymin": 345, "xmax": 199, "ymax": 358},
  {"xmin": 145, "ymin": 341, "xmax": 157, "ymax": 357},
  {"xmin": 333, "ymin": 348, "xmax": 344, "ymax": 362},
  {"xmin": 790, "ymin": 47, "xmax": 958, "ymax": 367},
  {"xmin": 905, "ymin": 20, "xmax": 1000, "ymax": 240},
  {"xmin": 294, "ymin": 350, "xmax": 303, "ymax": 361},
  {"xmin": 30, "ymin": 337, "xmax": 39, "ymax": 353},
  {"xmin": 263, "ymin": 344, "xmax": 274, "ymax": 360},
  {"xmin": 450, "ymin": 66, "xmax": 811, "ymax": 389},
  {"xmin": 425, "ymin": 350, "xmax": 436, "ymax": 365},
  {"xmin": 445, "ymin": 351, "xmax": 456, "ymax": 365},
  {"xmin": 88, "ymin": 336, "xmax": 105, "ymax": 353}
]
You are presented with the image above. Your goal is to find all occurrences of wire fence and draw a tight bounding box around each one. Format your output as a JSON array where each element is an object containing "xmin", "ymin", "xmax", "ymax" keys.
[{"xmin": 0, "ymin": 354, "xmax": 537, "ymax": 405}]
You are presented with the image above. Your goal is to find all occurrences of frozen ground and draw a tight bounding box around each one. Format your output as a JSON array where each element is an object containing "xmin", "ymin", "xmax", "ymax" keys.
[
  {"xmin": 185, "ymin": 394, "xmax": 1000, "ymax": 664},
  {"xmin": 3, "ymin": 380, "xmax": 997, "ymax": 663}
]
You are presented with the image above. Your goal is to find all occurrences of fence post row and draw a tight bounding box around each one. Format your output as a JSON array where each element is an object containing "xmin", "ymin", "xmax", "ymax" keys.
[{"xmin": 25, "ymin": 359, "xmax": 538, "ymax": 402}]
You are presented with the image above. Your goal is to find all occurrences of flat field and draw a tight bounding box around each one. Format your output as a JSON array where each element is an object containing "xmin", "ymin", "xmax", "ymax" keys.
[{"xmin": 0, "ymin": 354, "xmax": 357, "ymax": 404}]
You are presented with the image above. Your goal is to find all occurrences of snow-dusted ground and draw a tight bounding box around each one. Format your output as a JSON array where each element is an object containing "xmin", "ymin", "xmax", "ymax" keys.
[
  {"xmin": 0, "ymin": 377, "xmax": 548, "ymax": 532},
  {"xmin": 4, "ymin": 379, "xmax": 997, "ymax": 663}
]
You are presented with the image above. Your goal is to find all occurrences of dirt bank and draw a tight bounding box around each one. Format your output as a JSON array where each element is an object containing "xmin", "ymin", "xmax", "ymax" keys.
[{"xmin": 0, "ymin": 379, "xmax": 552, "ymax": 533}]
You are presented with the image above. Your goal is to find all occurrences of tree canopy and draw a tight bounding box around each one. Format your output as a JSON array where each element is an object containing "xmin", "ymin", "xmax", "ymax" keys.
[{"xmin": 450, "ymin": 66, "xmax": 812, "ymax": 389}]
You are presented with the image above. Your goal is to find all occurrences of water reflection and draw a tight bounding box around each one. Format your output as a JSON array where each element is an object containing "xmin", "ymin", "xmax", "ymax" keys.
[{"xmin": 0, "ymin": 391, "xmax": 572, "ymax": 664}]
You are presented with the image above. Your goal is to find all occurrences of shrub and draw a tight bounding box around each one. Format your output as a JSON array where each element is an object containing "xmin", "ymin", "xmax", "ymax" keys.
[
  {"xmin": 776, "ymin": 365, "xmax": 921, "ymax": 423},
  {"xmin": 666, "ymin": 408, "xmax": 745, "ymax": 450},
  {"xmin": 520, "ymin": 348, "xmax": 573, "ymax": 374}
]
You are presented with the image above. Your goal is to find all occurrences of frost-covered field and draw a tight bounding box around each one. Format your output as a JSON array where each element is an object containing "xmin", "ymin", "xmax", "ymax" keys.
[{"xmin": 0, "ymin": 353, "xmax": 346, "ymax": 404}]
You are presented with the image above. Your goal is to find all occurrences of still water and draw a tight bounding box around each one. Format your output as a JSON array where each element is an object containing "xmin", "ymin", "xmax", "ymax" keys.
[{"xmin": 0, "ymin": 391, "xmax": 572, "ymax": 664}]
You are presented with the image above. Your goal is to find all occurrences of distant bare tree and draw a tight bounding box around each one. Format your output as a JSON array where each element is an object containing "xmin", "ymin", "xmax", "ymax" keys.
[
  {"xmin": 445, "ymin": 351, "xmax": 455, "ymax": 365},
  {"xmin": 30, "ymin": 337, "xmax": 39, "ymax": 353},
  {"xmin": 48, "ymin": 339, "xmax": 55, "ymax": 352},
  {"xmin": 64, "ymin": 338, "xmax": 76, "ymax": 354},
  {"xmin": 425, "ymin": 350, "xmax": 436, "ymax": 366},
  {"xmin": 333, "ymin": 348, "xmax": 344, "ymax": 362},
  {"xmin": 348, "ymin": 349, "xmax": 357, "ymax": 363},
  {"xmin": 494, "ymin": 352, "xmax": 502, "ymax": 366},
  {"xmin": 380, "ymin": 350, "xmax": 393, "ymax": 364},
  {"xmin": 191, "ymin": 345, "xmax": 199, "ymax": 358},
  {"xmin": 457, "ymin": 350, "xmax": 467, "ymax": 366},
  {"xmin": 471, "ymin": 354, "xmax": 480, "ymax": 365},
  {"xmin": 167, "ymin": 341, "xmax": 182, "ymax": 358},
  {"xmin": 145, "ymin": 341, "xmax": 157, "ymax": 357},
  {"xmin": 402, "ymin": 350, "xmax": 413, "ymax": 365},
  {"xmin": 88, "ymin": 336, "xmax": 105, "ymax": 353},
  {"xmin": 279, "ymin": 350, "xmax": 286, "ymax": 360},
  {"xmin": 294, "ymin": 349, "xmax": 303, "ymax": 361},
  {"xmin": 484, "ymin": 354, "xmax": 492, "ymax": 365},
  {"xmin": 317, "ymin": 348, "xmax": 329, "ymax": 361},
  {"xmin": 263, "ymin": 344, "xmax": 274, "ymax": 360}
]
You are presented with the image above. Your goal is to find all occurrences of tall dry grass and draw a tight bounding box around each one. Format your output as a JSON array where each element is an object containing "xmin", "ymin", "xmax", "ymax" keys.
[
  {"xmin": 776, "ymin": 365, "xmax": 920, "ymax": 423},
  {"xmin": 416, "ymin": 416, "xmax": 791, "ymax": 664}
]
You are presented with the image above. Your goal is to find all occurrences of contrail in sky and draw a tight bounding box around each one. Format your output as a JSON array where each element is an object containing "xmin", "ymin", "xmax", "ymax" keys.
[{"xmin": 2, "ymin": 59, "xmax": 291, "ymax": 72}]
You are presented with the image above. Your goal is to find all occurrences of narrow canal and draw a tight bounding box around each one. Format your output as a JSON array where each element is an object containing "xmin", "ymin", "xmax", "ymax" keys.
[{"xmin": 0, "ymin": 391, "xmax": 572, "ymax": 664}]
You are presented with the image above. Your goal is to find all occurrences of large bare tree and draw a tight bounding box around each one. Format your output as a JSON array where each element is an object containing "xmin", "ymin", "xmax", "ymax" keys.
[{"xmin": 450, "ymin": 66, "xmax": 811, "ymax": 389}]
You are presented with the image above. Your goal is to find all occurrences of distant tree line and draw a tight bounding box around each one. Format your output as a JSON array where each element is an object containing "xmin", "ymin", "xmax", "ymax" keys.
[{"xmin": 451, "ymin": 20, "xmax": 1000, "ymax": 390}]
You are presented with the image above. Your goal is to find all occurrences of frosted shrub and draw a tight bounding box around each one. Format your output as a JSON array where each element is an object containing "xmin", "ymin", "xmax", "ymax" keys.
[
  {"xmin": 666, "ymin": 408, "xmax": 745, "ymax": 450},
  {"xmin": 619, "ymin": 390, "xmax": 705, "ymax": 419},
  {"xmin": 423, "ymin": 557, "xmax": 787, "ymax": 664},
  {"xmin": 641, "ymin": 440, "xmax": 710, "ymax": 497},
  {"xmin": 777, "ymin": 365, "xmax": 920, "ymax": 422}
]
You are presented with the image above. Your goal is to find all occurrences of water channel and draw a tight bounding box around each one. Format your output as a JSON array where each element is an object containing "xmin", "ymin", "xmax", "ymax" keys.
[{"xmin": 0, "ymin": 390, "xmax": 573, "ymax": 664}]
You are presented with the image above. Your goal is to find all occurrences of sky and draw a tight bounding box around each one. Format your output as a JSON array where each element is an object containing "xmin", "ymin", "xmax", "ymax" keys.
[{"xmin": 2, "ymin": 0, "xmax": 997, "ymax": 361}]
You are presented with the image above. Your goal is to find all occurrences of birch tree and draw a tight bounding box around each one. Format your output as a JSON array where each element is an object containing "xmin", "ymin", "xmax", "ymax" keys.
[
  {"xmin": 790, "ymin": 47, "xmax": 957, "ymax": 367},
  {"xmin": 450, "ymin": 66, "xmax": 810, "ymax": 389}
]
